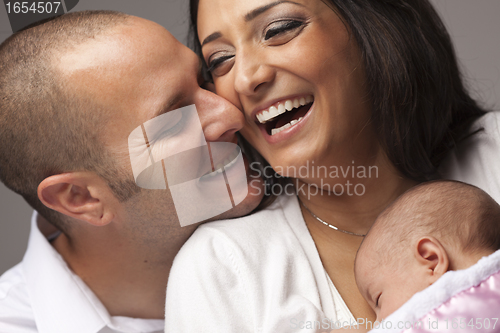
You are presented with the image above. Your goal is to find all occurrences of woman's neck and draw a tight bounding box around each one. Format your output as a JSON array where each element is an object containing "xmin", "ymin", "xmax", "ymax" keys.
[
  {"xmin": 295, "ymin": 155, "xmax": 417, "ymax": 322},
  {"xmin": 295, "ymin": 155, "xmax": 418, "ymax": 236}
]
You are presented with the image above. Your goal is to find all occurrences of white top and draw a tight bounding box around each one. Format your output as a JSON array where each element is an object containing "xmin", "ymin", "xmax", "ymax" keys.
[
  {"xmin": 166, "ymin": 193, "xmax": 346, "ymax": 332},
  {"xmin": 325, "ymin": 272, "xmax": 356, "ymax": 325},
  {"xmin": 0, "ymin": 212, "xmax": 165, "ymax": 333},
  {"xmin": 166, "ymin": 112, "xmax": 500, "ymax": 332}
]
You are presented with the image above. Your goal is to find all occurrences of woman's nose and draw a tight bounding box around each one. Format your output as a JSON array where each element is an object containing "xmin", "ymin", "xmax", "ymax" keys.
[
  {"xmin": 233, "ymin": 51, "xmax": 275, "ymax": 97},
  {"xmin": 195, "ymin": 88, "xmax": 245, "ymax": 143}
]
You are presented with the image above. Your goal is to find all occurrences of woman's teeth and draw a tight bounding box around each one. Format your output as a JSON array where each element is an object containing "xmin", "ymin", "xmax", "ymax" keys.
[
  {"xmin": 256, "ymin": 95, "xmax": 313, "ymax": 124},
  {"xmin": 271, "ymin": 117, "xmax": 304, "ymax": 136}
]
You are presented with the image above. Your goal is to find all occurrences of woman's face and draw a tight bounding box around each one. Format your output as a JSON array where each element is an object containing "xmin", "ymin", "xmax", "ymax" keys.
[{"xmin": 197, "ymin": 0, "xmax": 378, "ymax": 178}]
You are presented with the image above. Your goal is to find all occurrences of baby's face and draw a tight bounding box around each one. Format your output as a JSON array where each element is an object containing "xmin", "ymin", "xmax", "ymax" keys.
[{"xmin": 355, "ymin": 241, "xmax": 429, "ymax": 321}]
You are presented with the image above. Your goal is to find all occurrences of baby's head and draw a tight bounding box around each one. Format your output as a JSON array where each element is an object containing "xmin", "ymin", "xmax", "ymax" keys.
[{"xmin": 354, "ymin": 180, "xmax": 500, "ymax": 320}]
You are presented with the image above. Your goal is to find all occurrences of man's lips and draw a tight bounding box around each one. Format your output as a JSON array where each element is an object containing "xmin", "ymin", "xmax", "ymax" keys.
[{"xmin": 201, "ymin": 146, "xmax": 240, "ymax": 179}]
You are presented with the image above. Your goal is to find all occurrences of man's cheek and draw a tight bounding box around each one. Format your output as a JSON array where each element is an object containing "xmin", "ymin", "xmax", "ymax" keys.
[{"xmin": 128, "ymin": 105, "xmax": 248, "ymax": 226}]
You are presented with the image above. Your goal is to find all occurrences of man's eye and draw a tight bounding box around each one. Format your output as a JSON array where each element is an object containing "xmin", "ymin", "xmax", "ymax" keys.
[
  {"xmin": 264, "ymin": 20, "xmax": 304, "ymax": 41},
  {"xmin": 152, "ymin": 113, "xmax": 186, "ymax": 143}
]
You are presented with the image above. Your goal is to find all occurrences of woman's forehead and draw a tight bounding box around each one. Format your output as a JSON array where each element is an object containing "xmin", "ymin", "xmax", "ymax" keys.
[
  {"xmin": 196, "ymin": 0, "xmax": 324, "ymax": 42},
  {"xmin": 197, "ymin": 0, "xmax": 309, "ymax": 28}
]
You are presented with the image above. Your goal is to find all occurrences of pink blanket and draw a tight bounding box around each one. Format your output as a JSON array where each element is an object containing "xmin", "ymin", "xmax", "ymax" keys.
[{"xmin": 369, "ymin": 250, "xmax": 500, "ymax": 333}]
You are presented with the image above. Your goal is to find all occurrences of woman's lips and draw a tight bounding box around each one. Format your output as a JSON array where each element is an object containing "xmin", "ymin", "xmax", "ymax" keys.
[{"xmin": 259, "ymin": 99, "xmax": 314, "ymax": 144}]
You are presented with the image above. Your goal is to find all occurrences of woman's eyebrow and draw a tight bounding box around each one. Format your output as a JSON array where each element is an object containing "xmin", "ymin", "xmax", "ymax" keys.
[
  {"xmin": 202, "ymin": 32, "xmax": 222, "ymax": 47},
  {"xmin": 201, "ymin": 0, "xmax": 303, "ymax": 47}
]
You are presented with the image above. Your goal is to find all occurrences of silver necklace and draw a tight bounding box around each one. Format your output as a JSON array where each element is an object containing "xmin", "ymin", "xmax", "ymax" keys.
[{"xmin": 297, "ymin": 196, "xmax": 366, "ymax": 237}]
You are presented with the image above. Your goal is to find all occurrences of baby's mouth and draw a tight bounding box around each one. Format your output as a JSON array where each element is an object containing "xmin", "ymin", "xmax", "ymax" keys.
[{"xmin": 256, "ymin": 96, "xmax": 314, "ymax": 136}]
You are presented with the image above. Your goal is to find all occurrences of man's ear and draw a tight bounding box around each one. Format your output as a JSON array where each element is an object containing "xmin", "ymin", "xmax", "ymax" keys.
[
  {"xmin": 38, "ymin": 172, "xmax": 118, "ymax": 227},
  {"xmin": 414, "ymin": 236, "xmax": 450, "ymax": 283}
]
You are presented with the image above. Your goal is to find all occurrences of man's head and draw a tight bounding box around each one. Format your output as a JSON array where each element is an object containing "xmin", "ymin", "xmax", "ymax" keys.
[
  {"xmin": 355, "ymin": 180, "xmax": 500, "ymax": 320},
  {"xmin": 0, "ymin": 11, "xmax": 263, "ymax": 241}
]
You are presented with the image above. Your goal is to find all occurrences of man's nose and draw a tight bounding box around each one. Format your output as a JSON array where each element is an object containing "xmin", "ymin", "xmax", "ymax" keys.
[{"xmin": 195, "ymin": 88, "xmax": 245, "ymax": 143}]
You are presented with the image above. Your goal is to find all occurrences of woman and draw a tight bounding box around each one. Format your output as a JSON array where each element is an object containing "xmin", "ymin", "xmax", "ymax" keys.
[{"xmin": 166, "ymin": 0, "xmax": 499, "ymax": 330}]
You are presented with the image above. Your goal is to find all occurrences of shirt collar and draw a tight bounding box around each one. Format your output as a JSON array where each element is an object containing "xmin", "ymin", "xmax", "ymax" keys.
[{"xmin": 22, "ymin": 212, "xmax": 164, "ymax": 333}]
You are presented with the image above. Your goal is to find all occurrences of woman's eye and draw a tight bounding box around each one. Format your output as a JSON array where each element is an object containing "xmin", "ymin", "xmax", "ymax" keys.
[
  {"xmin": 264, "ymin": 20, "xmax": 304, "ymax": 41},
  {"xmin": 207, "ymin": 55, "xmax": 234, "ymax": 75}
]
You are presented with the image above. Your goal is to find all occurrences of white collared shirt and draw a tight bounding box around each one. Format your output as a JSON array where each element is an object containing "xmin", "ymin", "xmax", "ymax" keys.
[{"xmin": 0, "ymin": 212, "xmax": 165, "ymax": 333}]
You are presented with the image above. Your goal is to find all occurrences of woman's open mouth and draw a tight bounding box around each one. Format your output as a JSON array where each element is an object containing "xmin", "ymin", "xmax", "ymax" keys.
[{"xmin": 255, "ymin": 95, "xmax": 314, "ymax": 137}]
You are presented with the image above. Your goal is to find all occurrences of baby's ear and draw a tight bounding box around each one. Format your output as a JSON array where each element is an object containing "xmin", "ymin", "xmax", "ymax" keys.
[{"xmin": 414, "ymin": 236, "xmax": 449, "ymax": 283}]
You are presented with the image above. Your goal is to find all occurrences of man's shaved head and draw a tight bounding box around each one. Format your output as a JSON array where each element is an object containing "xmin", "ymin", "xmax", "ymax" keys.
[{"xmin": 0, "ymin": 11, "xmax": 139, "ymax": 232}]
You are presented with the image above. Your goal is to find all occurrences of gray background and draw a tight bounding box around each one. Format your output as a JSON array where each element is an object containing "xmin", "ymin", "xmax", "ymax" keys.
[{"xmin": 1, "ymin": 0, "xmax": 499, "ymax": 274}]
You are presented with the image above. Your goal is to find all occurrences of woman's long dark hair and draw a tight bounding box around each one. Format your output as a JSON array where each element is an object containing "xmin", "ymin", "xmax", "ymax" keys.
[{"xmin": 189, "ymin": 0, "xmax": 488, "ymax": 193}]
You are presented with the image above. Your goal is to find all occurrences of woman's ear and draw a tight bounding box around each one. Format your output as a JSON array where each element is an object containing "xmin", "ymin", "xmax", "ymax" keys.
[
  {"xmin": 37, "ymin": 172, "xmax": 117, "ymax": 227},
  {"xmin": 414, "ymin": 236, "xmax": 450, "ymax": 283}
]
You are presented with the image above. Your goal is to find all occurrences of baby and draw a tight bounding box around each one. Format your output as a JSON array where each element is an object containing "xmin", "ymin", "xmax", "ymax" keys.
[{"xmin": 354, "ymin": 180, "xmax": 500, "ymax": 324}]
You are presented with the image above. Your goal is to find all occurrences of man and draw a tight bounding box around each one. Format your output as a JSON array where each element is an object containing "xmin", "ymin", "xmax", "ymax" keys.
[{"xmin": 0, "ymin": 11, "xmax": 263, "ymax": 333}]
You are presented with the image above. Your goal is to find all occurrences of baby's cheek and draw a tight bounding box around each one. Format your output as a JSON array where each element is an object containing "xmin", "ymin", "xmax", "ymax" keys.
[{"xmin": 379, "ymin": 293, "xmax": 410, "ymax": 320}]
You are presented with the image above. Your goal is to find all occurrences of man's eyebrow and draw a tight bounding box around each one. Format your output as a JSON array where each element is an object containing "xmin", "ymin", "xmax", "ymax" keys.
[{"xmin": 201, "ymin": 1, "xmax": 302, "ymax": 47}]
